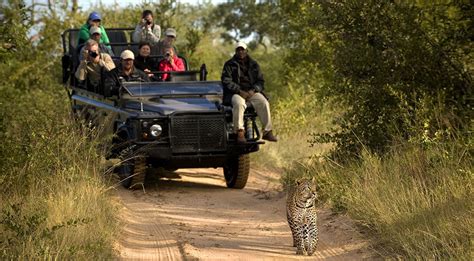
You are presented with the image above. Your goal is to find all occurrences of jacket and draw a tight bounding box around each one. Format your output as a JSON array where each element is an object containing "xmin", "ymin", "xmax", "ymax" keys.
[
  {"xmin": 77, "ymin": 24, "xmax": 110, "ymax": 47},
  {"xmin": 221, "ymin": 54, "xmax": 265, "ymax": 105},
  {"xmin": 132, "ymin": 24, "xmax": 161, "ymax": 44},
  {"xmin": 134, "ymin": 55, "xmax": 157, "ymax": 72},
  {"xmin": 158, "ymin": 56, "xmax": 185, "ymax": 81},
  {"xmin": 75, "ymin": 53, "xmax": 115, "ymax": 87},
  {"xmin": 118, "ymin": 65, "xmax": 150, "ymax": 82}
]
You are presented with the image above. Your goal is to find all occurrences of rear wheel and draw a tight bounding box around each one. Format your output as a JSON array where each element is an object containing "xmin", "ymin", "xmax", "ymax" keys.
[
  {"xmin": 224, "ymin": 154, "xmax": 250, "ymax": 189},
  {"xmin": 117, "ymin": 152, "xmax": 147, "ymax": 189}
]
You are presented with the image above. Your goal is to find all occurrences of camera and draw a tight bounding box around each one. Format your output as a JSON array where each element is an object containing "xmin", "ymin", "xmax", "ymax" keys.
[
  {"xmin": 165, "ymin": 52, "xmax": 171, "ymax": 58},
  {"xmin": 146, "ymin": 20, "xmax": 152, "ymax": 25},
  {"xmin": 88, "ymin": 50, "xmax": 98, "ymax": 58}
]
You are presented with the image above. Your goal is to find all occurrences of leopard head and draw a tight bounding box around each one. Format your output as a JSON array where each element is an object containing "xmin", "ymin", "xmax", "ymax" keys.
[{"xmin": 295, "ymin": 179, "xmax": 317, "ymax": 208}]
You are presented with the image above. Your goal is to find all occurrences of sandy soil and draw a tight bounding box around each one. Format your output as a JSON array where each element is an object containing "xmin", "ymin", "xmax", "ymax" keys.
[{"xmin": 115, "ymin": 167, "xmax": 376, "ymax": 260}]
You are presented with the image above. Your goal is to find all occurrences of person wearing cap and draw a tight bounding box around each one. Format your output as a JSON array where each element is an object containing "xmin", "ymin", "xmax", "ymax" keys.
[
  {"xmin": 78, "ymin": 11, "xmax": 111, "ymax": 47},
  {"xmin": 221, "ymin": 42, "xmax": 278, "ymax": 143},
  {"xmin": 75, "ymin": 39, "xmax": 115, "ymax": 90},
  {"xmin": 153, "ymin": 28, "xmax": 178, "ymax": 56},
  {"xmin": 157, "ymin": 46, "xmax": 184, "ymax": 81},
  {"xmin": 118, "ymin": 50, "xmax": 150, "ymax": 82},
  {"xmin": 78, "ymin": 26, "xmax": 114, "ymax": 61},
  {"xmin": 132, "ymin": 10, "xmax": 161, "ymax": 45}
]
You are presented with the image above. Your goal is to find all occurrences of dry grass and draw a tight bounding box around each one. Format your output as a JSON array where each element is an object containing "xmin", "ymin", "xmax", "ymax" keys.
[
  {"xmin": 345, "ymin": 145, "xmax": 473, "ymax": 259},
  {"xmin": 0, "ymin": 85, "xmax": 118, "ymax": 259},
  {"xmin": 268, "ymin": 87, "xmax": 472, "ymax": 258},
  {"xmin": 284, "ymin": 140, "xmax": 473, "ymax": 259},
  {"xmin": 252, "ymin": 89, "xmax": 335, "ymax": 171}
]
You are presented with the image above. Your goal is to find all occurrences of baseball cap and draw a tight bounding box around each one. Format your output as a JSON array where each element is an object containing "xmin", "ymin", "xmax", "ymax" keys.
[
  {"xmin": 89, "ymin": 26, "xmax": 101, "ymax": 35},
  {"xmin": 88, "ymin": 11, "xmax": 101, "ymax": 21},
  {"xmin": 235, "ymin": 41, "xmax": 247, "ymax": 50},
  {"xmin": 165, "ymin": 28, "xmax": 177, "ymax": 37},
  {"xmin": 121, "ymin": 50, "xmax": 135, "ymax": 60}
]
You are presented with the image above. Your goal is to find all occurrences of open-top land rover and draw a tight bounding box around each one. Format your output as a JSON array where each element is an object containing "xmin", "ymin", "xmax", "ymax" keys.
[{"xmin": 61, "ymin": 28, "xmax": 263, "ymax": 189}]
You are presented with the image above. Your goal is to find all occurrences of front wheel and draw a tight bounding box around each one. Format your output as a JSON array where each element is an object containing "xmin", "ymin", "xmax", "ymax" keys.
[
  {"xmin": 117, "ymin": 154, "xmax": 147, "ymax": 189},
  {"xmin": 223, "ymin": 154, "xmax": 250, "ymax": 189}
]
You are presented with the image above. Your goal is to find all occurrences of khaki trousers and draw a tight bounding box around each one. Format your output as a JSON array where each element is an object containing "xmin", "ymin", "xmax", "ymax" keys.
[{"xmin": 232, "ymin": 93, "xmax": 273, "ymax": 132}]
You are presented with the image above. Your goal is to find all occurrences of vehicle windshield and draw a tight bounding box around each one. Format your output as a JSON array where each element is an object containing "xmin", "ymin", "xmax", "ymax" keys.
[{"xmin": 123, "ymin": 81, "xmax": 223, "ymax": 97}]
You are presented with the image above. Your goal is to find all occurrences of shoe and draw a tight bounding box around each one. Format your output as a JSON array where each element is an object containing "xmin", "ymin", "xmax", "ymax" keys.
[
  {"xmin": 236, "ymin": 129, "xmax": 247, "ymax": 143},
  {"xmin": 262, "ymin": 130, "xmax": 278, "ymax": 142}
]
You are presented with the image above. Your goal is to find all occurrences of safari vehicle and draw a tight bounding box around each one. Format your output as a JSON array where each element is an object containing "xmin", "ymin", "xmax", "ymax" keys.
[{"xmin": 61, "ymin": 28, "xmax": 263, "ymax": 189}]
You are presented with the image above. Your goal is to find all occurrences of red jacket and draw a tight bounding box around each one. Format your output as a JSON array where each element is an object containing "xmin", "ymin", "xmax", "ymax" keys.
[{"xmin": 158, "ymin": 56, "xmax": 185, "ymax": 81}]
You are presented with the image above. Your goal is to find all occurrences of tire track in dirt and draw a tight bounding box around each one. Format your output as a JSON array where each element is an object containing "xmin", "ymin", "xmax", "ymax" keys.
[{"xmin": 116, "ymin": 167, "xmax": 376, "ymax": 260}]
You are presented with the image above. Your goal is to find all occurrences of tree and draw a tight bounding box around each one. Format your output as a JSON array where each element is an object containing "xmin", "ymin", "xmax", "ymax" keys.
[
  {"xmin": 210, "ymin": 1, "xmax": 281, "ymax": 50},
  {"xmin": 281, "ymin": 0, "xmax": 473, "ymax": 157}
]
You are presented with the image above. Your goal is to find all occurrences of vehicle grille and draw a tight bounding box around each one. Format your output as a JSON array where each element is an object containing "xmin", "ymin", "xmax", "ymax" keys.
[{"xmin": 170, "ymin": 113, "xmax": 227, "ymax": 154}]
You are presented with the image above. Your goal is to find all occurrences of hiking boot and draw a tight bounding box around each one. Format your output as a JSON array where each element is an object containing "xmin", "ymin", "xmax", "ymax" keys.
[
  {"xmin": 262, "ymin": 130, "xmax": 278, "ymax": 142},
  {"xmin": 236, "ymin": 129, "xmax": 247, "ymax": 143}
]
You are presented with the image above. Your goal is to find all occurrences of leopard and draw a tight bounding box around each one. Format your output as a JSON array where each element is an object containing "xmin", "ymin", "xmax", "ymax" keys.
[{"xmin": 286, "ymin": 178, "xmax": 318, "ymax": 256}]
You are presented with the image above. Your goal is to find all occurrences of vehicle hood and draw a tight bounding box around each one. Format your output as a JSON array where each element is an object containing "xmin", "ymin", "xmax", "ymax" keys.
[
  {"xmin": 122, "ymin": 81, "xmax": 223, "ymax": 115},
  {"xmin": 125, "ymin": 97, "xmax": 220, "ymax": 115}
]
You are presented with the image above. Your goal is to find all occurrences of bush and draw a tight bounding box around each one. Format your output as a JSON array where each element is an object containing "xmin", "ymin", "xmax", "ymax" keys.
[
  {"xmin": 281, "ymin": 1, "xmax": 472, "ymax": 158},
  {"xmin": 0, "ymin": 4, "xmax": 118, "ymax": 258}
]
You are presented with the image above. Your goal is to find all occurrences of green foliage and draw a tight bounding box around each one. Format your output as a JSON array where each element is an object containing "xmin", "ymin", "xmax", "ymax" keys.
[
  {"xmin": 210, "ymin": 1, "xmax": 281, "ymax": 47},
  {"xmin": 0, "ymin": 2, "xmax": 117, "ymax": 259},
  {"xmin": 0, "ymin": 1, "xmax": 29, "ymax": 60},
  {"xmin": 281, "ymin": 0, "xmax": 473, "ymax": 158}
]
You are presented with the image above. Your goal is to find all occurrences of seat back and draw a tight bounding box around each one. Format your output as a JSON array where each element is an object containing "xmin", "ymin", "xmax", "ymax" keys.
[
  {"xmin": 108, "ymin": 31, "xmax": 128, "ymax": 55},
  {"xmin": 68, "ymin": 30, "xmax": 79, "ymax": 54},
  {"xmin": 169, "ymin": 71, "xmax": 198, "ymax": 82}
]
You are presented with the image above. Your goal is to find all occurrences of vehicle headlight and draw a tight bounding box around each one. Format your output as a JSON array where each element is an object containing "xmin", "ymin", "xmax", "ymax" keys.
[{"xmin": 150, "ymin": 124, "xmax": 162, "ymax": 137}]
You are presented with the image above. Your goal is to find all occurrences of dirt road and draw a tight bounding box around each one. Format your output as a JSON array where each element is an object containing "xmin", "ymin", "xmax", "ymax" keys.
[{"xmin": 115, "ymin": 167, "xmax": 375, "ymax": 260}]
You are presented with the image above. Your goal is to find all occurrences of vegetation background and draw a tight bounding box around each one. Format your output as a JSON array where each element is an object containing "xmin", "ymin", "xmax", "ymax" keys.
[{"xmin": 1, "ymin": 0, "xmax": 472, "ymax": 259}]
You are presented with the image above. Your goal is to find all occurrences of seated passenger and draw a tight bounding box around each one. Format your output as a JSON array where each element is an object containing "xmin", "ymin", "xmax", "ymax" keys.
[
  {"xmin": 132, "ymin": 10, "xmax": 161, "ymax": 46},
  {"xmin": 79, "ymin": 26, "xmax": 114, "ymax": 60},
  {"xmin": 118, "ymin": 50, "xmax": 150, "ymax": 82},
  {"xmin": 77, "ymin": 12, "xmax": 110, "ymax": 47},
  {"xmin": 75, "ymin": 39, "xmax": 115, "ymax": 90},
  {"xmin": 221, "ymin": 41, "xmax": 277, "ymax": 143},
  {"xmin": 134, "ymin": 42, "xmax": 156, "ymax": 79},
  {"xmin": 158, "ymin": 46, "xmax": 185, "ymax": 81},
  {"xmin": 153, "ymin": 28, "xmax": 178, "ymax": 56}
]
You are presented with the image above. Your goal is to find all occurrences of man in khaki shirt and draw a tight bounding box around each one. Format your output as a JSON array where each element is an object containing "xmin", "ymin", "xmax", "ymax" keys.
[{"xmin": 75, "ymin": 39, "xmax": 115, "ymax": 88}]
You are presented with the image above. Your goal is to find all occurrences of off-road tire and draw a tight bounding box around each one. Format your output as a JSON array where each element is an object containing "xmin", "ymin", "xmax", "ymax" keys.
[
  {"xmin": 224, "ymin": 154, "xmax": 250, "ymax": 189},
  {"xmin": 118, "ymin": 150, "xmax": 147, "ymax": 189}
]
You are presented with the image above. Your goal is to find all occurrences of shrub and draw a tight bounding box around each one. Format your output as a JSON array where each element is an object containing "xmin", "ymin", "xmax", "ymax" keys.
[{"xmin": 281, "ymin": 1, "xmax": 472, "ymax": 158}]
